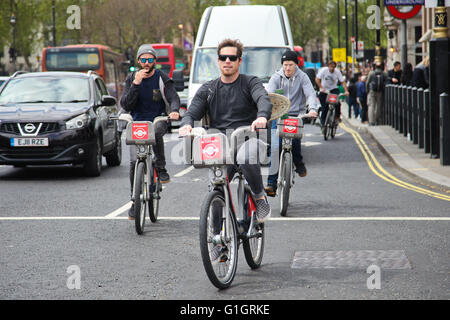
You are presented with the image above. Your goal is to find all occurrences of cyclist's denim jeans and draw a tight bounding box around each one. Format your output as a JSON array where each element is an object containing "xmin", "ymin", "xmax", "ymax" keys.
[
  {"xmin": 129, "ymin": 120, "xmax": 168, "ymax": 193},
  {"xmin": 267, "ymin": 120, "xmax": 303, "ymax": 187}
]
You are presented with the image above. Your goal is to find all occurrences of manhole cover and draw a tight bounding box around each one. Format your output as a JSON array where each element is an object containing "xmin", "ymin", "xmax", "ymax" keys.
[{"xmin": 291, "ymin": 250, "xmax": 411, "ymax": 270}]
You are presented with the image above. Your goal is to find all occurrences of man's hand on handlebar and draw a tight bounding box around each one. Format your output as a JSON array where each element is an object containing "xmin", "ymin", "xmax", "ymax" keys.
[
  {"xmin": 179, "ymin": 125, "xmax": 192, "ymax": 137},
  {"xmin": 250, "ymin": 117, "xmax": 267, "ymax": 132},
  {"xmin": 307, "ymin": 110, "xmax": 318, "ymax": 118},
  {"xmin": 169, "ymin": 112, "xmax": 180, "ymax": 120}
]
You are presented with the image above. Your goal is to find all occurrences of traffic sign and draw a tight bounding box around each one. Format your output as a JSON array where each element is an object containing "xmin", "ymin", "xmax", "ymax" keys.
[{"xmin": 332, "ymin": 48, "xmax": 346, "ymax": 62}]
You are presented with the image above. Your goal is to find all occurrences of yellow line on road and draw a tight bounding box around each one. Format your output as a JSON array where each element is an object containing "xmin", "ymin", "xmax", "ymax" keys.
[{"xmin": 340, "ymin": 123, "xmax": 450, "ymax": 202}]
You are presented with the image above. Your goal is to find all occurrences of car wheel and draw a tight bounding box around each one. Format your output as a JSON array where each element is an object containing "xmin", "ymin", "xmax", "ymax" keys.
[
  {"xmin": 83, "ymin": 136, "xmax": 102, "ymax": 177},
  {"xmin": 105, "ymin": 131, "xmax": 122, "ymax": 167}
]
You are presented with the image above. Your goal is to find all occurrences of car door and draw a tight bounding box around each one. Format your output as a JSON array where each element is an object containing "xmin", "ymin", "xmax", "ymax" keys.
[{"xmin": 94, "ymin": 78, "xmax": 115, "ymax": 148}]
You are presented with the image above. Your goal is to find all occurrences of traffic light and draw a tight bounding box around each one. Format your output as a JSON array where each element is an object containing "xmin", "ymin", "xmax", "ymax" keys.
[{"xmin": 129, "ymin": 65, "xmax": 135, "ymax": 72}]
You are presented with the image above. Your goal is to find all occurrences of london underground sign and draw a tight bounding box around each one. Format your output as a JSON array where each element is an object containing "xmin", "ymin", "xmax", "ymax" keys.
[{"xmin": 385, "ymin": 0, "xmax": 423, "ymax": 19}]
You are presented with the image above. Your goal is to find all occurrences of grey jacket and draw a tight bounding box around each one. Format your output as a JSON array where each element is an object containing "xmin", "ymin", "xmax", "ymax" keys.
[{"xmin": 266, "ymin": 67, "xmax": 319, "ymax": 116}]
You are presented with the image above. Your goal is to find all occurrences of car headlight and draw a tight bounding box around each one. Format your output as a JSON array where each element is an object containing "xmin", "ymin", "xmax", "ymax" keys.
[{"xmin": 66, "ymin": 113, "xmax": 90, "ymax": 129}]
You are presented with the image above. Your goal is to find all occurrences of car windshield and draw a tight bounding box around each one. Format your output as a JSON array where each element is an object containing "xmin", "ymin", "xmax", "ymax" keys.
[
  {"xmin": 0, "ymin": 77, "xmax": 89, "ymax": 104},
  {"xmin": 192, "ymin": 47, "xmax": 287, "ymax": 84}
]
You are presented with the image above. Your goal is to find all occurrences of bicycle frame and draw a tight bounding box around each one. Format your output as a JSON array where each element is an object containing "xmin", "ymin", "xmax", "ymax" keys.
[{"xmin": 208, "ymin": 165, "xmax": 257, "ymax": 245}]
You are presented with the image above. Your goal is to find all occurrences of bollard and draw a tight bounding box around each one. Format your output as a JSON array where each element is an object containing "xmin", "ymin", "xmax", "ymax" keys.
[
  {"xmin": 424, "ymin": 89, "xmax": 431, "ymax": 154},
  {"xmin": 403, "ymin": 85, "xmax": 408, "ymax": 136},
  {"xmin": 407, "ymin": 86, "xmax": 413, "ymax": 140},
  {"xmin": 389, "ymin": 85, "xmax": 394, "ymax": 127},
  {"xmin": 386, "ymin": 85, "xmax": 390, "ymax": 126},
  {"xmin": 440, "ymin": 93, "xmax": 449, "ymax": 165},
  {"xmin": 412, "ymin": 87, "xmax": 418, "ymax": 145},
  {"xmin": 395, "ymin": 85, "xmax": 400, "ymax": 131},
  {"xmin": 399, "ymin": 86, "xmax": 404, "ymax": 133},
  {"xmin": 418, "ymin": 88, "xmax": 424, "ymax": 149}
]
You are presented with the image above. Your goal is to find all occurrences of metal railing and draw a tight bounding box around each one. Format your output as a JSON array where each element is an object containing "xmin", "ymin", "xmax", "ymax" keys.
[{"xmin": 383, "ymin": 84, "xmax": 449, "ymax": 166}]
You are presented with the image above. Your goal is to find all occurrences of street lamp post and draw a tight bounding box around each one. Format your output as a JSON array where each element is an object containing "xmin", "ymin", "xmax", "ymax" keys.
[
  {"xmin": 52, "ymin": 0, "xmax": 56, "ymax": 47},
  {"xmin": 344, "ymin": 0, "xmax": 348, "ymax": 79},
  {"xmin": 337, "ymin": 0, "xmax": 341, "ymax": 48},
  {"xmin": 429, "ymin": 0, "xmax": 449, "ymax": 159},
  {"xmin": 10, "ymin": 11, "xmax": 16, "ymax": 72},
  {"xmin": 178, "ymin": 24, "xmax": 184, "ymax": 49},
  {"xmin": 374, "ymin": 0, "xmax": 382, "ymax": 65}
]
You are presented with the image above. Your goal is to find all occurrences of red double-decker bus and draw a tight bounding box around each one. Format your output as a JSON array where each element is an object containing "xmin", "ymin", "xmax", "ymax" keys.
[
  {"xmin": 42, "ymin": 44, "xmax": 127, "ymax": 99},
  {"xmin": 151, "ymin": 43, "xmax": 184, "ymax": 78}
]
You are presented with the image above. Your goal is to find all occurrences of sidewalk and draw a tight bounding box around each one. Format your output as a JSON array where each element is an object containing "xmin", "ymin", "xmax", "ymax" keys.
[{"xmin": 341, "ymin": 102, "xmax": 450, "ymax": 189}]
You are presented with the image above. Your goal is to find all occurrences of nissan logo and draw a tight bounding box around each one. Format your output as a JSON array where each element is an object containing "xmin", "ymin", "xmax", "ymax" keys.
[{"xmin": 24, "ymin": 123, "xmax": 36, "ymax": 133}]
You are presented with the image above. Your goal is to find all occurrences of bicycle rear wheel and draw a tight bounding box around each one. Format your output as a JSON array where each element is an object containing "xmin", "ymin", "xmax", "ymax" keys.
[
  {"xmin": 134, "ymin": 161, "xmax": 147, "ymax": 235},
  {"xmin": 242, "ymin": 186, "xmax": 265, "ymax": 269},
  {"xmin": 148, "ymin": 167, "xmax": 160, "ymax": 223},
  {"xmin": 279, "ymin": 151, "xmax": 292, "ymax": 217},
  {"xmin": 199, "ymin": 190, "xmax": 238, "ymax": 289}
]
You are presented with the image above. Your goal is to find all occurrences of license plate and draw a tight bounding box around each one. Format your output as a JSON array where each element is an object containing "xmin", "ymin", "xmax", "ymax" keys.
[{"xmin": 10, "ymin": 138, "xmax": 49, "ymax": 147}]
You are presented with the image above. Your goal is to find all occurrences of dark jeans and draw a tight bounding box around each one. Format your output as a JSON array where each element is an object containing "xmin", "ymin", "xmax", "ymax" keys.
[
  {"xmin": 348, "ymin": 97, "xmax": 359, "ymax": 118},
  {"xmin": 267, "ymin": 120, "xmax": 303, "ymax": 187},
  {"xmin": 359, "ymin": 97, "xmax": 368, "ymax": 122},
  {"xmin": 319, "ymin": 88, "xmax": 341, "ymax": 126},
  {"xmin": 129, "ymin": 120, "xmax": 168, "ymax": 194}
]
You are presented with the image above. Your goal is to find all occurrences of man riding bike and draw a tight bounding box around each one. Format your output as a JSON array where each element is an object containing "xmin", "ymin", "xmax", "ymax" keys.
[
  {"xmin": 120, "ymin": 44, "xmax": 180, "ymax": 220},
  {"xmin": 264, "ymin": 49, "xmax": 319, "ymax": 197},
  {"xmin": 179, "ymin": 38, "xmax": 273, "ymax": 224},
  {"xmin": 315, "ymin": 61, "xmax": 349, "ymax": 131}
]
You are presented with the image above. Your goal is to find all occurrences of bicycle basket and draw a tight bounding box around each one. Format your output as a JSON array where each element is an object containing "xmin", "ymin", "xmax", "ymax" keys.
[
  {"xmin": 276, "ymin": 117, "xmax": 304, "ymax": 139},
  {"xmin": 326, "ymin": 94, "xmax": 339, "ymax": 105},
  {"xmin": 269, "ymin": 93, "xmax": 291, "ymax": 120},
  {"xmin": 125, "ymin": 121, "xmax": 156, "ymax": 145},
  {"xmin": 192, "ymin": 133, "xmax": 228, "ymax": 168}
]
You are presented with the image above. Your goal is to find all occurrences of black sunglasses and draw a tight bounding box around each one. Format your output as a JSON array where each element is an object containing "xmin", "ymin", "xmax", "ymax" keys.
[
  {"xmin": 139, "ymin": 57, "xmax": 155, "ymax": 63},
  {"xmin": 218, "ymin": 54, "xmax": 240, "ymax": 62}
]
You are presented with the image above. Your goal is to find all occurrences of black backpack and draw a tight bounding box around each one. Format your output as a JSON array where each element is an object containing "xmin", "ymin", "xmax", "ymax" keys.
[{"xmin": 369, "ymin": 71, "xmax": 385, "ymax": 92}]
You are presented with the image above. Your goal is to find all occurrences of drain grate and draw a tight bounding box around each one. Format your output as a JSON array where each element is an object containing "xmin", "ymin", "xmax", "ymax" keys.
[{"xmin": 291, "ymin": 250, "xmax": 411, "ymax": 270}]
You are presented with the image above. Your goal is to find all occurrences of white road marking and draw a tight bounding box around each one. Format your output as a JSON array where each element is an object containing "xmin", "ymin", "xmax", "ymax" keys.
[
  {"xmin": 0, "ymin": 216, "xmax": 449, "ymax": 221},
  {"xmin": 174, "ymin": 165, "xmax": 194, "ymax": 177},
  {"xmin": 104, "ymin": 201, "xmax": 132, "ymax": 218}
]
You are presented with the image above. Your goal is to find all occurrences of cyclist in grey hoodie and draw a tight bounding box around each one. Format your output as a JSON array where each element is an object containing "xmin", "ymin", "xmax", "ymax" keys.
[{"xmin": 265, "ymin": 49, "xmax": 319, "ymax": 197}]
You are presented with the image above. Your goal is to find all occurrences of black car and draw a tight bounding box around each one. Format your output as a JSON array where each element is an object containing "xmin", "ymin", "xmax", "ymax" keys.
[{"xmin": 0, "ymin": 71, "xmax": 122, "ymax": 176}]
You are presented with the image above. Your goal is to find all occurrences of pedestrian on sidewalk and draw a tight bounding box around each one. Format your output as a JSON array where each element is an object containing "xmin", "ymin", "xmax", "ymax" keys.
[
  {"xmin": 347, "ymin": 77, "xmax": 359, "ymax": 119},
  {"xmin": 401, "ymin": 63, "xmax": 413, "ymax": 86},
  {"xmin": 356, "ymin": 74, "xmax": 368, "ymax": 123},
  {"xmin": 387, "ymin": 61, "xmax": 402, "ymax": 85},
  {"xmin": 412, "ymin": 56, "xmax": 430, "ymax": 89},
  {"xmin": 366, "ymin": 61, "xmax": 387, "ymax": 126}
]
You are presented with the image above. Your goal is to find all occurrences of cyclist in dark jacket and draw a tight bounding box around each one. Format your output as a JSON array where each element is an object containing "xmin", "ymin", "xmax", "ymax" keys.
[
  {"xmin": 120, "ymin": 44, "xmax": 180, "ymax": 220},
  {"xmin": 180, "ymin": 39, "xmax": 273, "ymax": 224}
]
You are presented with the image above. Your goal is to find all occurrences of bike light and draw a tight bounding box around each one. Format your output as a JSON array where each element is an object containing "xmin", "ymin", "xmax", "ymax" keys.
[{"xmin": 77, "ymin": 148, "xmax": 85, "ymax": 155}]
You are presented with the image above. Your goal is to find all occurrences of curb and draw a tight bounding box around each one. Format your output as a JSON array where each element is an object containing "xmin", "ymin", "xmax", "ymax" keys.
[{"xmin": 341, "ymin": 107, "xmax": 450, "ymax": 190}]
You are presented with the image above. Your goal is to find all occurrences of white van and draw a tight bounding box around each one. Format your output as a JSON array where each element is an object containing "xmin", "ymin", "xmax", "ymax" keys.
[{"xmin": 187, "ymin": 5, "xmax": 294, "ymax": 106}]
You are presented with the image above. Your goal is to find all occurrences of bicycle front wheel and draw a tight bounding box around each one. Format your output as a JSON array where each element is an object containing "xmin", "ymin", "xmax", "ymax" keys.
[
  {"xmin": 148, "ymin": 167, "xmax": 160, "ymax": 223},
  {"xmin": 134, "ymin": 161, "xmax": 147, "ymax": 235},
  {"xmin": 199, "ymin": 190, "xmax": 238, "ymax": 289},
  {"xmin": 279, "ymin": 151, "xmax": 292, "ymax": 217},
  {"xmin": 242, "ymin": 186, "xmax": 265, "ymax": 269}
]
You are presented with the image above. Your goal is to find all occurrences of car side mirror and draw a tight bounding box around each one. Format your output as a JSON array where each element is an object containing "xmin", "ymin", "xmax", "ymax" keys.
[
  {"xmin": 173, "ymin": 70, "xmax": 187, "ymax": 92},
  {"xmin": 102, "ymin": 95, "xmax": 117, "ymax": 106}
]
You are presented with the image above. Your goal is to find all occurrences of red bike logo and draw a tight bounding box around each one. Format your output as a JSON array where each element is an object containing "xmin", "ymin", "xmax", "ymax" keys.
[
  {"xmin": 200, "ymin": 137, "xmax": 222, "ymax": 161},
  {"xmin": 132, "ymin": 123, "xmax": 149, "ymax": 140},
  {"xmin": 327, "ymin": 94, "xmax": 338, "ymax": 104},
  {"xmin": 283, "ymin": 119, "xmax": 298, "ymax": 134}
]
